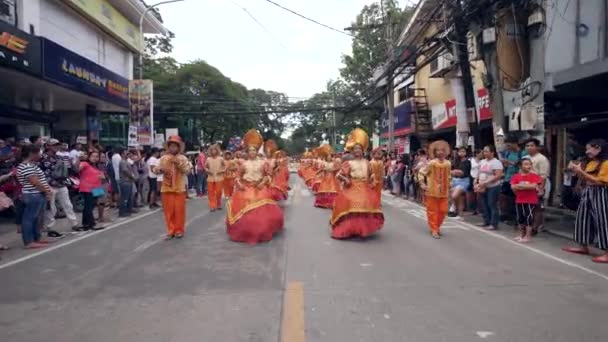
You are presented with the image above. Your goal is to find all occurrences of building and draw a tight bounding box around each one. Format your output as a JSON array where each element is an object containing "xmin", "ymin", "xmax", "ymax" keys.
[
  {"xmin": 544, "ymin": 0, "xmax": 608, "ymax": 200},
  {"xmin": 0, "ymin": 0, "xmax": 166, "ymax": 144},
  {"xmin": 387, "ymin": 0, "xmax": 494, "ymax": 154}
]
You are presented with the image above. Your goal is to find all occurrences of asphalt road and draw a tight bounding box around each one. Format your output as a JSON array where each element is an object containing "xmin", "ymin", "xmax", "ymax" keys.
[{"xmin": 1, "ymin": 178, "xmax": 608, "ymax": 342}]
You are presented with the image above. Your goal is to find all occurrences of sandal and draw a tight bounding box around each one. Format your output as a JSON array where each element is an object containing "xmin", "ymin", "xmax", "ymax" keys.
[
  {"xmin": 591, "ymin": 254, "xmax": 608, "ymax": 264},
  {"xmin": 562, "ymin": 246, "xmax": 590, "ymax": 255}
]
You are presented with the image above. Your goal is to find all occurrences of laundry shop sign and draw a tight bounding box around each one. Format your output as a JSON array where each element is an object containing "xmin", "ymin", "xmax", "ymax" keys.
[
  {"xmin": 42, "ymin": 38, "xmax": 129, "ymax": 108},
  {"xmin": 0, "ymin": 21, "xmax": 42, "ymax": 76}
]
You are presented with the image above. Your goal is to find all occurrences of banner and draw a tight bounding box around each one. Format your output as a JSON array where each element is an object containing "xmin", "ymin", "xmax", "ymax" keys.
[
  {"xmin": 166, "ymin": 128, "xmax": 178, "ymax": 138},
  {"xmin": 154, "ymin": 133, "xmax": 165, "ymax": 148},
  {"xmin": 62, "ymin": 0, "xmax": 141, "ymax": 52},
  {"xmin": 129, "ymin": 80, "xmax": 153, "ymax": 146},
  {"xmin": 128, "ymin": 125, "xmax": 138, "ymax": 147}
]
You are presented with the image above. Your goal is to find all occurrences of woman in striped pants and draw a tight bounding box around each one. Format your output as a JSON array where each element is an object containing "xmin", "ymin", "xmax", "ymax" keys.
[{"xmin": 563, "ymin": 139, "xmax": 608, "ymax": 264}]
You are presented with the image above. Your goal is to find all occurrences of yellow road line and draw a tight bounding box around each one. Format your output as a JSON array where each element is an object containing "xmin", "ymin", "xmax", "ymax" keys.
[{"xmin": 281, "ymin": 281, "xmax": 306, "ymax": 342}]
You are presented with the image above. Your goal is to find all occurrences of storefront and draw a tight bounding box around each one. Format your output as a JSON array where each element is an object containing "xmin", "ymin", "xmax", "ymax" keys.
[
  {"xmin": 0, "ymin": 20, "xmax": 52, "ymax": 138},
  {"xmin": 429, "ymin": 87, "xmax": 494, "ymax": 150},
  {"xmin": 380, "ymin": 100, "xmax": 413, "ymax": 155}
]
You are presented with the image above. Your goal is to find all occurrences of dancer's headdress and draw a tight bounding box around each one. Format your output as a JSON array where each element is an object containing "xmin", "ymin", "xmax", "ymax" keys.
[{"xmin": 243, "ymin": 129, "xmax": 263, "ymax": 151}]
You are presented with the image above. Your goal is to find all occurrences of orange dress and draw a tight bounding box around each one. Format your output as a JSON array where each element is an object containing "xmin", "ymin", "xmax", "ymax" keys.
[
  {"xmin": 223, "ymin": 159, "xmax": 238, "ymax": 198},
  {"xmin": 330, "ymin": 159, "xmax": 384, "ymax": 239},
  {"xmin": 303, "ymin": 160, "xmax": 316, "ymax": 189},
  {"xmin": 314, "ymin": 160, "xmax": 340, "ymax": 209},
  {"xmin": 311, "ymin": 159, "xmax": 323, "ymax": 193},
  {"xmin": 271, "ymin": 158, "xmax": 289, "ymax": 201},
  {"xmin": 421, "ymin": 159, "xmax": 451, "ymax": 234},
  {"xmin": 370, "ymin": 159, "xmax": 384, "ymax": 201},
  {"xmin": 226, "ymin": 158, "xmax": 284, "ymax": 244}
]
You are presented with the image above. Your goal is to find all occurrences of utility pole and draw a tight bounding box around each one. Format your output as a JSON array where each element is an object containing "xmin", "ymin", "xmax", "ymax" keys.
[
  {"xmin": 450, "ymin": 0, "xmax": 480, "ymax": 148},
  {"xmin": 383, "ymin": 0, "xmax": 396, "ymax": 154}
]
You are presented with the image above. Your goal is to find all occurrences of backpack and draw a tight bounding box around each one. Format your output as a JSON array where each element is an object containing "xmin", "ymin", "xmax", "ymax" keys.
[{"xmin": 52, "ymin": 161, "xmax": 68, "ymax": 180}]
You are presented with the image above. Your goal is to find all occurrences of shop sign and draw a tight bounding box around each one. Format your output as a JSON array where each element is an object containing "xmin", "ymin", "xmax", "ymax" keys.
[
  {"xmin": 0, "ymin": 21, "xmax": 42, "ymax": 76},
  {"xmin": 432, "ymin": 88, "xmax": 493, "ymax": 130},
  {"xmin": 380, "ymin": 100, "xmax": 413, "ymax": 138},
  {"xmin": 476, "ymin": 88, "xmax": 492, "ymax": 121},
  {"xmin": 129, "ymin": 80, "xmax": 154, "ymax": 146},
  {"xmin": 42, "ymin": 38, "xmax": 129, "ymax": 108},
  {"xmin": 62, "ymin": 0, "xmax": 142, "ymax": 52},
  {"xmin": 128, "ymin": 125, "xmax": 138, "ymax": 147}
]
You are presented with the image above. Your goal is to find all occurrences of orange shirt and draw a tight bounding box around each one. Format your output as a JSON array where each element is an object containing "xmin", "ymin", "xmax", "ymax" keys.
[
  {"xmin": 206, "ymin": 156, "xmax": 225, "ymax": 182},
  {"xmin": 158, "ymin": 154, "xmax": 191, "ymax": 193},
  {"xmin": 225, "ymin": 159, "xmax": 238, "ymax": 179},
  {"xmin": 421, "ymin": 159, "xmax": 451, "ymax": 198},
  {"xmin": 370, "ymin": 159, "xmax": 384, "ymax": 183}
]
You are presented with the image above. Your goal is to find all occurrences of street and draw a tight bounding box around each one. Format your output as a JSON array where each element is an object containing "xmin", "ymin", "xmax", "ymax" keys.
[{"xmin": 1, "ymin": 178, "xmax": 608, "ymax": 342}]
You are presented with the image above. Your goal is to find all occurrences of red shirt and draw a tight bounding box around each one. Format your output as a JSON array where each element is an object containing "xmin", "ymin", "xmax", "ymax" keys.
[
  {"xmin": 79, "ymin": 162, "xmax": 102, "ymax": 192},
  {"xmin": 196, "ymin": 152, "xmax": 206, "ymax": 171},
  {"xmin": 510, "ymin": 172, "xmax": 542, "ymax": 204}
]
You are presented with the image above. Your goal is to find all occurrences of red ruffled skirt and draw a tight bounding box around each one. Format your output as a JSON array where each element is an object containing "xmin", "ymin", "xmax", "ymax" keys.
[
  {"xmin": 330, "ymin": 180, "xmax": 384, "ymax": 239},
  {"xmin": 314, "ymin": 173, "xmax": 339, "ymax": 209},
  {"xmin": 271, "ymin": 168, "xmax": 289, "ymax": 201},
  {"xmin": 226, "ymin": 183, "xmax": 284, "ymax": 245}
]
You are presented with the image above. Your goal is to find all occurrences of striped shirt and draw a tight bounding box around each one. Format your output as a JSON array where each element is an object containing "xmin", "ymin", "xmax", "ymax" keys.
[{"xmin": 17, "ymin": 162, "xmax": 48, "ymax": 194}]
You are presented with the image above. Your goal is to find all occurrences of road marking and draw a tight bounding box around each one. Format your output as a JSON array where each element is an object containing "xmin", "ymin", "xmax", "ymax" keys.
[
  {"xmin": 133, "ymin": 237, "xmax": 163, "ymax": 253},
  {"xmin": 0, "ymin": 209, "xmax": 160, "ymax": 271},
  {"xmin": 281, "ymin": 281, "xmax": 306, "ymax": 342},
  {"xmin": 360, "ymin": 263, "xmax": 373, "ymax": 267},
  {"xmin": 476, "ymin": 331, "xmax": 495, "ymax": 338}
]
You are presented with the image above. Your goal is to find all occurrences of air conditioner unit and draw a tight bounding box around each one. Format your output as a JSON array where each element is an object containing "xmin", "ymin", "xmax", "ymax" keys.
[
  {"xmin": 430, "ymin": 53, "xmax": 454, "ymax": 77},
  {"xmin": 0, "ymin": 0, "xmax": 15, "ymax": 25}
]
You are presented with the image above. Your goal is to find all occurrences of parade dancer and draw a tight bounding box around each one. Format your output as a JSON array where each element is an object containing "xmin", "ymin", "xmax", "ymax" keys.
[
  {"xmin": 271, "ymin": 150, "xmax": 289, "ymax": 202},
  {"xmin": 420, "ymin": 140, "xmax": 451, "ymax": 239},
  {"xmin": 226, "ymin": 129, "xmax": 284, "ymax": 244},
  {"xmin": 155, "ymin": 136, "xmax": 192, "ymax": 239},
  {"xmin": 302, "ymin": 151, "xmax": 316, "ymax": 188},
  {"xmin": 223, "ymin": 151, "xmax": 238, "ymax": 199},
  {"xmin": 330, "ymin": 128, "xmax": 384, "ymax": 239},
  {"xmin": 370, "ymin": 147, "xmax": 385, "ymax": 201},
  {"xmin": 314, "ymin": 144, "xmax": 340, "ymax": 209},
  {"xmin": 205, "ymin": 144, "xmax": 225, "ymax": 211}
]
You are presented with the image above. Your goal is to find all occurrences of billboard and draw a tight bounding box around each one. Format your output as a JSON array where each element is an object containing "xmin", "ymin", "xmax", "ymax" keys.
[
  {"xmin": 129, "ymin": 80, "xmax": 153, "ymax": 146},
  {"xmin": 62, "ymin": 0, "xmax": 141, "ymax": 52}
]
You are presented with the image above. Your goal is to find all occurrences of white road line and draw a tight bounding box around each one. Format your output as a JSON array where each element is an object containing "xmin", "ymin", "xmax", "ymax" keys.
[
  {"xmin": 387, "ymin": 198, "xmax": 608, "ymax": 282},
  {"xmin": 133, "ymin": 236, "xmax": 164, "ymax": 253},
  {"xmin": 0, "ymin": 209, "xmax": 160, "ymax": 271}
]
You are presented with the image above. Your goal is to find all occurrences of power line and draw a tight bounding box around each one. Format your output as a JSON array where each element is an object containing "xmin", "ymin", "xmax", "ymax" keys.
[
  {"xmin": 229, "ymin": 0, "xmax": 288, "ymax": 49},
  {"xmin": 260, "ymin": 0, "xmax": 354, "ymax": 37}
]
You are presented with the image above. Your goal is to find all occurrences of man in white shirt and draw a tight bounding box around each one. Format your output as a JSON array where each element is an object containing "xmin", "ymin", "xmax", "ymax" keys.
[
  {"xmin": 525, "ymin": 138, "xmax": 551, "ymax": 233},
  {"xmin": 69, "ymin": 143, "xmax": 83, "ymax": 164},
  {"xmin": 146, "ymin": 148, "xmax": 161, "ymax": 208}
]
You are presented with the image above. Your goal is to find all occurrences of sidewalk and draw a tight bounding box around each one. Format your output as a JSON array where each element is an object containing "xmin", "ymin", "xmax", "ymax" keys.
[{"xmin": 0, "ymin": 205, "xmax": 156, "ymax": 263}]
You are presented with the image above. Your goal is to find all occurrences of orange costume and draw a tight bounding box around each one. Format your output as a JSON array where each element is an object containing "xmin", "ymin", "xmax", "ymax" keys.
[
  {"xmin": 205, "ymin": 145, "xmax": 225, "ymax": 211},
  {"xmin": 421, "ymin": 141, "xmax": 452, "ymax": 237},
  {"xmin": 314, "ymin": 144, "xmax": 340, "ymax": 209},
  {"xmin": 226, "ymin": 129, "xmax": 284, "ymax": 244},
  {"xmin": 330, "ymin": 129, "xmax": 384, "ymax": 239},
  {"xmin": 156, "ymin": 136, "xmax": 192, "ymax": 238},
  {"xmin": 370, "ymin": 152, "xmax": 385, "ymax": 201},
  {"xmin": 303, "ymin": 151, "xmax": 317, "ymax": 189},
  {"xmin": 271, "ymin": 150, "xmax": 289, "ymax": 202},
  {"xmin": 223, "ymin": 157, "xmax": 238, "ymax": 198}
]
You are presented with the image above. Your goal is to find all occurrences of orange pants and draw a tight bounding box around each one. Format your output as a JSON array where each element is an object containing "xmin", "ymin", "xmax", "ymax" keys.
[
  {"xmin": 425, "ymin": 196, "xmax": 448, "ymax": 233},
  {"xmin": 161, "ymin": 192, "xmax": 187, "ymax": 236},
  {"xmin": 207, "ymin": 181, "xmax": 223, "ymax": 209},
  {"xmin": 223, "ymin": 178, "xmax": 235, "ymax": 198}
]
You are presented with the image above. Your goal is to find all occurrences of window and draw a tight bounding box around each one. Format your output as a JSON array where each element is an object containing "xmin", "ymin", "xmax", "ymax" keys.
[
  {"xmin": 398, "ymin": 87, "xmax": 409, "ymax": 103},
  {"xmin": 0, "ymin": 0, "xmax": 16, "ymax": 25},
  {"xmin": 430, "ymin": 57, "xmax": 439, "ymax": 74}
]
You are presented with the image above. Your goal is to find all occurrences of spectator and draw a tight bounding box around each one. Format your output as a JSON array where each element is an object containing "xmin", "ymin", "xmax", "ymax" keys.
[
  {"xmin": 146, "ymin": 148, "xmax": 161, "ymax": 208},
  {"xmin": 97, "ymin": 152, "xmax": 110, "ymax": 222},
  {"xmin": 501, "ymin": 136, "xmax": 526, "ymax": 225},
  {"xmin": 196, "ymin": 147, "xmax": 207, "ymax": 197},
  {"xmin": 69, "ymin": 143, "xmax": 84, "ymax": 164},
  {"xmin": 76, "ymin": 151, "xmax": 105, "ymax": 231},
  {"xmin": 118, "ymin": 149, "xmax": 136, "ymax": 217},
  {"xmin": 110, "ymin": 146, "xmax": 123, "ymax": 207},
  {"xmin": 16, "ymin": 144, "xmax": 52, "ymax": 249},
  {"xmin": 29, "ymin": 136, "xmax": 42, "ymax": 151},
  {"xmin": 468, "ymin": 149, "xmax": 483, "ymax": 215},
  {"xmin": 129, "ymin": 150, "xmax": 146, "ymax": 207},
  {"xmin": 524, "ymin": 138, "xmax": 550, "ymax": 233},
  {"xmin": 449, "ymin": 147, "xmax": 471, "ymax": 218},
  {"xmin": 475, "ymin": 145, "xmax": 504, "ymax": 230},
  {"xmin": 511, "ymin": 157, "xmax": 543, "ymax": 243},
  {"xmin": 563, "ymin": 139, "xmax": 608, "ymax": 263},
  {"xmin": 40, "ymin": 139, "xmax": 78, "ymax": 235},
  {"xmin": 402, "ymin": 154, "xmax": 413, "ymax": 200}
]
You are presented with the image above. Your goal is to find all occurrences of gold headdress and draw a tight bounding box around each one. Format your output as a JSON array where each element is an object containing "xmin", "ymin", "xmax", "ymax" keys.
[
  {"xmin": 428, "ymin": 140, "xmax": 451, "ymax": 159},
  {"xmin": 345, "ymin": 128, "xmax": 369, "ymax": 152},
  {"xmin": 317, "ymin": 144, "xmax": 333, "ymax": 158},
  {"xmin": 243, "ymin": 129, "xmax": 264, "ymax": 151},
  {"xmin": 264, "ymin": 139, "xmax": 278, "ymax": 156}
]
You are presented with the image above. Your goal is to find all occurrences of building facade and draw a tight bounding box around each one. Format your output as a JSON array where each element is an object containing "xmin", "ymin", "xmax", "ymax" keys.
[{"xmin": 0, "ymin": 0, "xmax": 165, "ymax": 144}]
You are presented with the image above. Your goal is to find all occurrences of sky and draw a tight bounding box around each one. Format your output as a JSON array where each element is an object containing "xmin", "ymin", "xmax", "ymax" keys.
[{"xmin": 158, "ymin": 0, "xmax": 382, "ymax": 99}]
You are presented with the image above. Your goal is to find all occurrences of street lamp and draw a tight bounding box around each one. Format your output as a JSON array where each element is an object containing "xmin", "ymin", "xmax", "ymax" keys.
[{"xmin": 138, "ymin": 0, "xmax": 185, "ymax": 80}]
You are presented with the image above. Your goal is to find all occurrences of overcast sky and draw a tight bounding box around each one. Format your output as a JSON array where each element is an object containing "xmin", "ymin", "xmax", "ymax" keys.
[{"xmin": 159, "ymin": 0, "xmax": 386, "ymax": 99}]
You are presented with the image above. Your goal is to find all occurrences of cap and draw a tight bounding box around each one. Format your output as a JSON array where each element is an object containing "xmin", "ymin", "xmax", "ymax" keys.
[{"xmin": 47, "ymin": 138, "xmax": 61, "ymax": 145}]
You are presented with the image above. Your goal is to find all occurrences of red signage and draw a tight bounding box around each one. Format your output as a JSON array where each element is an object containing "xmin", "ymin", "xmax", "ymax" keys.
[{"xmin": 477, "ymin": 88, "xmax": 492, "ymax": 121}]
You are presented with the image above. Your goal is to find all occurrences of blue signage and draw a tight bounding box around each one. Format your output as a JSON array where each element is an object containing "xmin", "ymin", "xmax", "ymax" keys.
[
  {"xmin": 380, "ymin": 100, "xmax": 412, "ymax": 136},
  {"xmin": 42, "ymin": 38, "xmax": 129, "ymax": 108}
]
